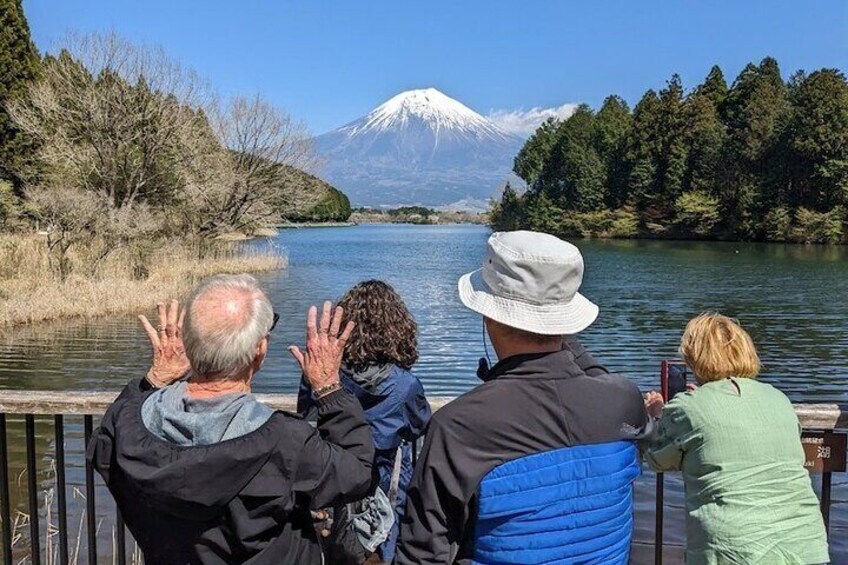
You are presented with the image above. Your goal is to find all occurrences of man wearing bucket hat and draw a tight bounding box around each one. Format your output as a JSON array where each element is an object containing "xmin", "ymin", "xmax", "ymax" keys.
[{"xmin": 396, "ymin": 231, "xmax": 649, "ymax": 565}]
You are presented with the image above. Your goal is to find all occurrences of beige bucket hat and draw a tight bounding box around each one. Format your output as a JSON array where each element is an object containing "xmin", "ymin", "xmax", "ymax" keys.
[{"xmin": 458, "ymin": 230, "xmax": 598, "ymax": 335}]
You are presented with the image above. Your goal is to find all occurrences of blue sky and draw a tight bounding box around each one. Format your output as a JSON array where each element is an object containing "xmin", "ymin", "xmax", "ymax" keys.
[{"xmin": 23, "ymin": 1, "xmax": 848, "ymax": 135}]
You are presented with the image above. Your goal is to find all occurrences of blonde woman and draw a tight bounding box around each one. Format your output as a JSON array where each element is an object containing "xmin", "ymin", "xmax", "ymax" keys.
[{"xmin": 644, "ymin": 313, "xmax": 829, "ymax": 564}]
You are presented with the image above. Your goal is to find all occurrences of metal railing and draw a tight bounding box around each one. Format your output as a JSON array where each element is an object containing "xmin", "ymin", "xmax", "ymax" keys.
[{"xmin": 0, "ymin": 391, "xmax": 845, "ymax": 565}]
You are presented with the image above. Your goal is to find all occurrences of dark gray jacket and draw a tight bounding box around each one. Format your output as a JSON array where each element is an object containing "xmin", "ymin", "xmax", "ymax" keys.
[{"xmin": 87, "ymin": 379, "xmax": 375, "ymax": 564}]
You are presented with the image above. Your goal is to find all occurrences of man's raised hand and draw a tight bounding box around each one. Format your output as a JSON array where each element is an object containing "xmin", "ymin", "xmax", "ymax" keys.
[
  {"xmin": 139, "ymin": 299, "xmax": 191, "ymax": 388},
  {"xmin": 288, "ymin": 301, "xmax": 355, "ymax": 396}
]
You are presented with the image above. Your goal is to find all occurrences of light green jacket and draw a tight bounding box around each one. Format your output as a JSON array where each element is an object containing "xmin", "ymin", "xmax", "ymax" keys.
[{"xmin": 645, "ymin": 378, "xmax": 830, "ymax": 565}]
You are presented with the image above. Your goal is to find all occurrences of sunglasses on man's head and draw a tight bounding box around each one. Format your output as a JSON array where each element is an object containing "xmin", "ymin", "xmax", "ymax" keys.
[{"xmin": 270, "ymin": 312, "xmax": 279, "ymax": 333}]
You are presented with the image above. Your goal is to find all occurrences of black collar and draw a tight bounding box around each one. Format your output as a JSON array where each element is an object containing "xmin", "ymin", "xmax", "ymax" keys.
[{"xmin": 483, "ymin": 349, "xmax": 580, "ymax": 382}]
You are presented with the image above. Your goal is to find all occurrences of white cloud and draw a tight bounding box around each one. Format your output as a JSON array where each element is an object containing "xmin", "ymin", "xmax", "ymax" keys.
[{"xmin": 487, "ymin": 103, "xmax": 580, "ymax": 137}]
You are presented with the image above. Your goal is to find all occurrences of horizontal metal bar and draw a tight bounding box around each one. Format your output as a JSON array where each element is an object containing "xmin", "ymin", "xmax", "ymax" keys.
[
  {"xmin": 0, "ymin": 391, "xmax": 453, "ymax": 416},
  {"xmin": 0, "ymin": 390, "xmax": 844, "ymax": 430}
]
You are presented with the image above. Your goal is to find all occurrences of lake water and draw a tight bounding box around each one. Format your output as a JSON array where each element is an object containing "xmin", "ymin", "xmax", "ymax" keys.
[{"xmin": 1, "ymin": 224, "xmax": 846, "ymax": 562}]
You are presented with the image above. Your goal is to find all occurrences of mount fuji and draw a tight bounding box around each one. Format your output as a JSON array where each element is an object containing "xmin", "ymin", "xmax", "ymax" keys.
[{"xmin": 313, "ymin": 88, "xmax": 524, "ymax": 209}]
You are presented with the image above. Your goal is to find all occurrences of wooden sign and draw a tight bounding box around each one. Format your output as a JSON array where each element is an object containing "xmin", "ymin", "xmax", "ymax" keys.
[{"xmin": 801, "ymin": 431, "xmax": 847, "ymax": 473}]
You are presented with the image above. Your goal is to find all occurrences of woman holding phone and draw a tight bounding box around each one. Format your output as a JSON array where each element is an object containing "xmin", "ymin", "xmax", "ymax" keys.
[{"xmin": 644, "ymin": 313, "xmax": 829, "ymax": 564}]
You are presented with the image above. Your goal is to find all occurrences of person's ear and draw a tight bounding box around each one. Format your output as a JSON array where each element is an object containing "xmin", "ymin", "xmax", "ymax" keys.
[{"xmin": 253, "ymin": 337, "xmax": 269, "ymax": 370}]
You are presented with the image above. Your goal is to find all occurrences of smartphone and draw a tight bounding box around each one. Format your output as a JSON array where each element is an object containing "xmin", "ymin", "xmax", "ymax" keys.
[{"xmin": 661, "ymin": 360, "xmax": 688, "ymax": 402}]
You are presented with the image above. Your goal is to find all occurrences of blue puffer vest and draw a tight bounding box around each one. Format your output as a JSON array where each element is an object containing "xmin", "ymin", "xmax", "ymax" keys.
[{"xmin": 472, "ymin": 441, "xmax": 640, "ymax": 565}]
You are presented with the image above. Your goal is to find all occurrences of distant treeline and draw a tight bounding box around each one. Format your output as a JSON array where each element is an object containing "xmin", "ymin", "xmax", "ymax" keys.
[
  {"xmin": 492, "ymin": 58, "xmax": 848, "ymax": 244},
  {"xmin": 350, "ymin": 206, "xmax": 487, "ymax": 225},
  {"xmin": 279, "ymin": 167, "xmax": 352, "ymax": 223}
]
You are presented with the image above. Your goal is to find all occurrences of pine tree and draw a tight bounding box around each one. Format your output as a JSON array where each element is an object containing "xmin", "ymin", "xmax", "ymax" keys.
[
  {"xmin": 788, "ymin": 69, "xmax": 848, "ymax": 211},
  {"xmin": 491, "ymin": 182, "xmax": 525, "ymax": 230},
  {"xmin": 721, "ymin": 58, "xmax": 790, "ymax": 237},
  {"xmin": 593, "ymin": 95, "xmax": 632, "ymax": 208},
  {"xmin": 683, "ymin": 91, "xmax": 725, "ymax": 196},
  {"xmin": 538, "ymin": 105, "xmax": 606, "ymax": 212},
  {"xmin": 0, "ymin": 0, "xmax": 40, "ymax": 189},
  {"xmin": 656, "ymin": 74, "xmax": 688, "ymax": 217},
  {"xmin": 513, "ymin": 117, "xmax": 559, "ymax": 187},
  {"xmin": 697, "ymin": 65, "xmax": 728, "ymax": 113},
  {"xmin": 625, "ymin": 90, "xmax": 662, "ymax": 213},
  {"xmin": 525, "ymin": 190, "xmax": 562, "ymax": 234},
  {"xmin": 724, "ymin": 58, "xmax": 788, "ymax": 163}
]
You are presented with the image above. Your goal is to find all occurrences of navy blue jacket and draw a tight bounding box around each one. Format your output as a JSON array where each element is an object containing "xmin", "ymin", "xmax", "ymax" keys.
[{"xmin": 298, "ymin": 365, "xmax": 431, "ymax": 561}]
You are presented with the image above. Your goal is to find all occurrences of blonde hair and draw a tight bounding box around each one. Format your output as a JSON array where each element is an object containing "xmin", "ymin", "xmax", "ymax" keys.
[{"xmin": 680, "ymin": 313, "xmax": 761, "ymax": 383}]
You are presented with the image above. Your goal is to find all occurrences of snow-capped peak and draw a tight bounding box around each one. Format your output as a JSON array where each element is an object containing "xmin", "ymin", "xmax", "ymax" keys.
[{"xmin": 340, "ymin": 87, "xmax": 512, "ymax": 141}]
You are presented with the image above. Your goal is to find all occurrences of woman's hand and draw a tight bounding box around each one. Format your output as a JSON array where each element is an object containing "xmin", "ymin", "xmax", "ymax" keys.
[
  {"xmin": 644, "ymin": 391, "xmax": 665, "ymax": 419},
  {"xmin": 288, "ymin": 301, "xmax": 355, "ymax": 395},
  {"xmin": 139, "ymin": 299, "xmax": 191, "ymax": 388}
]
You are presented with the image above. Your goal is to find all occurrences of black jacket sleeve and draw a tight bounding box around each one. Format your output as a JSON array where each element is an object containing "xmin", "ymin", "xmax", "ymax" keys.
[
  {"xmin": 395, "ymin": 416, "xmax": 466, "ymax": 565},
  {"xmin": 86, "ymin": 378, "xmax": 152, "ymax": 484},
  {"xmin": 292, "ymin": 388, "xmax": 376, "ymax": 509}
]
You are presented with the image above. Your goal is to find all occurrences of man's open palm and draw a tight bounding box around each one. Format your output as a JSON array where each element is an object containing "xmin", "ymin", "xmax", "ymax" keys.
[
  {"xmin": 139, "ymin": 299, "xmax": 191, "ymax": 387},
  {"xmin": 289, "ymin": 301, "xmax": 355, "ymax": 392}
]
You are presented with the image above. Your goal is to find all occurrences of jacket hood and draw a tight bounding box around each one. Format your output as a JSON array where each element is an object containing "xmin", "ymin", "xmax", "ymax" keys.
[
  {"xmin": 141, "ymin": 381, "xmax": 274, "ymax": 446},
  {"xmin": 109, "ymin": 391, "xmax": 286, "ymax": 521},
  {"xmin": 342, "ymin": 363, "xmax": 394, "ymax": 391}
]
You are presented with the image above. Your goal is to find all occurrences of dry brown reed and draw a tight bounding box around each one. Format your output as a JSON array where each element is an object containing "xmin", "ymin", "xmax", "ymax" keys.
[{"xmin": 0, "ymin": 234, "xmax": 285, "ymax": 326}]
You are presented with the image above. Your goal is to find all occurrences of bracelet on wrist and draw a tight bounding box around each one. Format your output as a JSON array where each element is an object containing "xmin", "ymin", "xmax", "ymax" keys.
[{"xmin": 314, "ymin": 381, "xmax": 342, "ymax": 398}]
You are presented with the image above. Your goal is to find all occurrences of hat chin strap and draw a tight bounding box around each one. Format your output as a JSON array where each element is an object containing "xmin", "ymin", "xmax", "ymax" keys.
[{"xmin": 477, "ymin": 319, "xmax": 493, "ymax": 381}]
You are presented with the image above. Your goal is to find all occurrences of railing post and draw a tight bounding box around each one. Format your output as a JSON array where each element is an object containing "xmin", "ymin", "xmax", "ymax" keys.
[
  {"xmin": 0, "ymin": 414, "xmax": 12, "ymax": 565},
  {"xmin": 25, "ymin": 415, "xmax": 41, "ymax": 565},
  {"xmin": 820, "ymin": 471, "xmax": 832, "ymax": 533},
  {"xmin": 116, "ymin": 510, "xmax": 126, "ymax": 565},
  {"xmin": 654, "ymin": 472, "xmax": 664, "ymax": 565},
  {"xmin": 83, "ymin": 416, "xmax": 97, "ymax": 565},
  {"xmin": 54, "ymin": 415, "xmax": 69, "ymax": 565}
]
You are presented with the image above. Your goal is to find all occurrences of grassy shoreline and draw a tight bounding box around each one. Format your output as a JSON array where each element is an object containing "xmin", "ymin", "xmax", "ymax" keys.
[{"xmin": 0, "ymin": 234, "xmax": 285, "ymax": 326}]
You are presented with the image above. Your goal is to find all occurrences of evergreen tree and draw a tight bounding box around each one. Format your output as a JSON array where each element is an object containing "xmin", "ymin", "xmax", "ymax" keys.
[
  {"xmin": 538, "ymin": 105, "xmax": 607, "ymax": 212},
  {"xmin": 513, "ymin": 117, "xmax": 559, "ymax": 187},
  {"xmin": 697, "ymin": 65, "xmax": 729, "ymax": 112},
  {"xmin": 724, "ymin": 58, "xmax": 788, "ymax": 163},
  {"xmin": 0, "ymin": 0, "xmax": 40, "ymax": 189},
  {"xmin": 491, "ymin": 182, "xmax": 525, "ymax": 231},
  {"xmin": 525, "ymin": 190, "xmax": 562, "ymax": 234},
  {"xmin": 787, "ymin": 69, "xmax": 848, "ymax": 211},
  {"xmin": 593, "ymin": 95, "xmax": 632, "ymax": 208},
  {"xmin": 655, "ymin": 74, "xmax": 688, "ymax": 217},
  {"xmin": 721, "ymin": 58, "xmax": 789, "ymax": 237},
  {"xmin": 683, "ymin": 91, "xmax": 725, "ymax": 196},
  {"xmin": 625, "ymin": 90, "xmax": 662, "ymax": 212}
]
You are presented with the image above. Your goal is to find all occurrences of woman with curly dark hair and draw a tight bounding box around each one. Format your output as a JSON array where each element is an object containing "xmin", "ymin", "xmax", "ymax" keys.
[{"xmin": 298, "ymin": 280, "xmax": 431, "ymax": 564}]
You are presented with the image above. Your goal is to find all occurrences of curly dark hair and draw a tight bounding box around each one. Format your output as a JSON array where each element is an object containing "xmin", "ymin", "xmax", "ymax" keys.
[{"xmin": 338, "ymin": 280, "xmax": 419, "ymax": 372}]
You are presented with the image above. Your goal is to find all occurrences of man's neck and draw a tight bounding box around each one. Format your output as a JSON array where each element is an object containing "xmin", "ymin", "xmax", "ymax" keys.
[
  {"xmin": 493, "ymin": 341, "xmax": 563, "ymax": 362},
  {"xmin": 186, "ymin": 374, "xmax": 251, "ymax": 399}
]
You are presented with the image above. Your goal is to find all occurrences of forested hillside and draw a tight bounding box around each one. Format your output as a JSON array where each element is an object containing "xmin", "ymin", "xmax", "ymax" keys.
[{"xmin": 492, "ymin": 58, "xmax": 848, "ymax": 243}]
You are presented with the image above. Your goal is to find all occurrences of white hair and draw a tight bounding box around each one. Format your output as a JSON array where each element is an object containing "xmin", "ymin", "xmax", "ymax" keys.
[{"xmin": 182, "ymin": 274, "xmax": 274, "ymax": 379}]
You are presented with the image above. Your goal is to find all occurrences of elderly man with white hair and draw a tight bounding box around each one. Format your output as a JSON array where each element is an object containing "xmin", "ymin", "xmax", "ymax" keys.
[{"xmin": 87, "ymin": 274, "xmax": 375, "ymax": 564}]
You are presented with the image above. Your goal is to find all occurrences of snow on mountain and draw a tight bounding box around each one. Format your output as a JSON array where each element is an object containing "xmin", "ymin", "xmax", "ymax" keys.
[
  {"xmin": 314, "ymin": 88, "xmax": 524, "ymax": 208},
  {"xmin": 341, "ymin": 88, "xmax": 511, "ymax": 142}
]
